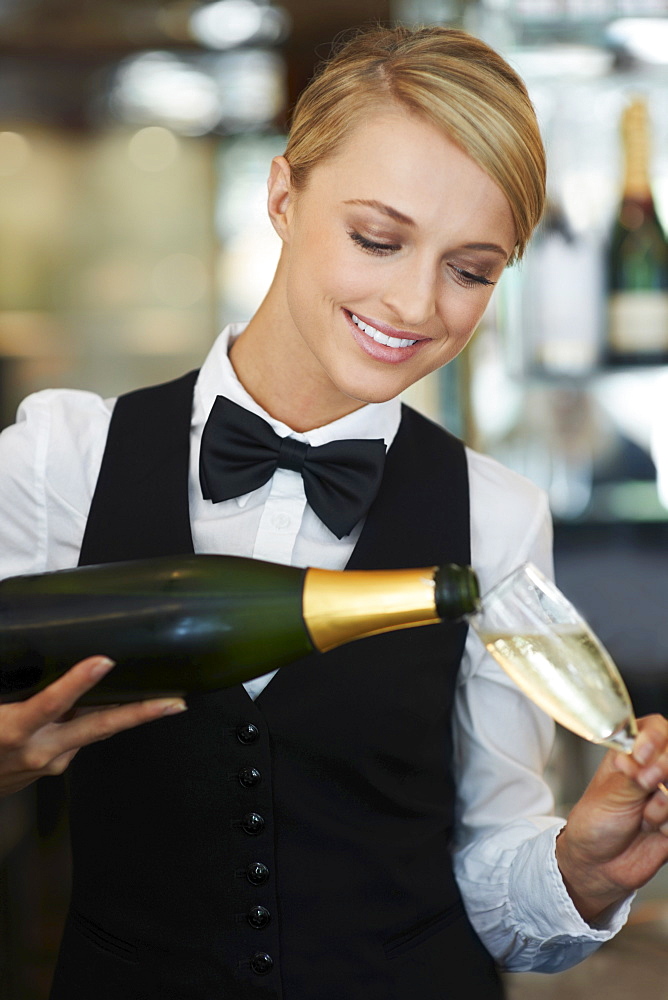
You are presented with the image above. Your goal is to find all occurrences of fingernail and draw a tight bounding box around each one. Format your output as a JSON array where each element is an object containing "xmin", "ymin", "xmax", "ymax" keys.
[
  {"xmin": 160, "ymin": 700, "xmax": 187, "ymax": 716},
  {"xmin": 89, "ymin": 657, "xmax": 116, "ymax": 679},
  {"xmin": 634, "ymin": 740, "xmax": 654, "ymax": 766},
  {"xmin": 660, "ymin": 822, "xmax": 668, "ymax": 837},
  {"xmin": 640, "ymin": 765, "xmax": 663, "ymax": 791}
]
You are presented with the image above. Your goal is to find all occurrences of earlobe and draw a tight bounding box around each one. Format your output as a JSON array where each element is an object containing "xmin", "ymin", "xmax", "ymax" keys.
[{"xmin": 267, "ymin": 156, "xmax": 293, "ymax": 241}]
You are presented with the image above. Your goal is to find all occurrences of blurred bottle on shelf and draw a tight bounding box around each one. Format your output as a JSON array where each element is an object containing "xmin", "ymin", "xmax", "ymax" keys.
[
  {"xmin": 606, "ymin": 95, "xmax": 668, "ymax": 366},
  {"xmin": 520, "ymin": 198, "xmax": 605, "ymax": 377}
]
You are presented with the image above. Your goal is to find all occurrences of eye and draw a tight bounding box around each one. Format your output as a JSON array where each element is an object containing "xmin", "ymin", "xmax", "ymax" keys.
[
  {"xmin": 448, "ymin": 264, "xmax": 495, "ymax": 288},
  {"xmin": 348, "ymin": 230, "xmax": 401, "ymax": 256}
]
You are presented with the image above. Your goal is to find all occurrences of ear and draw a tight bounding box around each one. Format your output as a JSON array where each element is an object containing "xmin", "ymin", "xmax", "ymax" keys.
[{"xmin": 267, "ymin": 155, "xmax": 294, "ymax": 242}]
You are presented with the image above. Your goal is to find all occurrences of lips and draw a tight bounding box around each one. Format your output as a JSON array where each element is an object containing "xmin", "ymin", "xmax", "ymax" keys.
[{"xmin": 344, "ymin": 309, "xmax": 429, "ymax": 364}]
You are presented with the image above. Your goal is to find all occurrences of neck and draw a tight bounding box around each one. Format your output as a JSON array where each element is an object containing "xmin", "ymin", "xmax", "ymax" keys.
[{"xmin": 229, "ymin": 274, "xmax": 367, "ymax": 434}]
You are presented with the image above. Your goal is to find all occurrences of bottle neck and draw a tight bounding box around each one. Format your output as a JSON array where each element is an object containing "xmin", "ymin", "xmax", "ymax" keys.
[
  {"xmin": 302, "ymin": 566, "xmax": 441, "ymax": 653},
  {"xmin": 621, "ymin": 98, "xmax": 652, "ymax": 201}
]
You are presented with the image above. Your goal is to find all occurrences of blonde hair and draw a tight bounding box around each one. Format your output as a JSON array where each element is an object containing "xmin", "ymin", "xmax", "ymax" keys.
[{"xmin": 285, "ymin": 25, "xmax": 545, "ymax": 262}]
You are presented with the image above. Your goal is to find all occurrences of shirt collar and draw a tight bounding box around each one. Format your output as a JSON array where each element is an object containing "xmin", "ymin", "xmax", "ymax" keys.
[{"xmin": 194, "ymin": 322, "xmax": 402, "ymax": 452}]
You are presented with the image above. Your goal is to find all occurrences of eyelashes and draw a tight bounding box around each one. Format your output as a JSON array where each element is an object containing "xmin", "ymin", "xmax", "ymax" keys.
[
  {"xmin": 448, "ymin": 265, "xmax": 495, "ymax": 288},
  {"xmin": 347, "ymin": 230, "xmax": 496, "ymax": 287},
  {"xmin": 348, "ymin": 231, "xmax": 400, "ymax": 255}
]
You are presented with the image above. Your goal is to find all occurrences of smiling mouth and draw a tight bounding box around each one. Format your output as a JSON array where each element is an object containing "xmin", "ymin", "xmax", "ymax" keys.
[{"xmin": 350, "ymin": 313, "xmax": 418, "ymax": 349}]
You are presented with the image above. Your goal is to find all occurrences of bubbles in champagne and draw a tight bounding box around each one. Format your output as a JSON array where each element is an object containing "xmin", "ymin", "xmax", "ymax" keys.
[{"xmin": 480, "ymin": 626, "xmax": 635, "ymax": 747}]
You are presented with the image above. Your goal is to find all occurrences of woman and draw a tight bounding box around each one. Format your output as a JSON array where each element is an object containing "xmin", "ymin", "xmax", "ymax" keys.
[{"xmin": 1, "ymin": 24, "xmax": 668, "ymax": 1000}]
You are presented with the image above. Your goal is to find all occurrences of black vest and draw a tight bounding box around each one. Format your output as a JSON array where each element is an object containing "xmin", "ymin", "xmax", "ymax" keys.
[{"xmin": 50, "ymin": 371, "xmax": 502, "ymax": 1000}]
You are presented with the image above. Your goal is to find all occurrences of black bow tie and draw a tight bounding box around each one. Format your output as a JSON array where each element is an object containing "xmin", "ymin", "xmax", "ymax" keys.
[{"xmin": 199, "ymin": 396, "xmax": 386, "ymax": 539}]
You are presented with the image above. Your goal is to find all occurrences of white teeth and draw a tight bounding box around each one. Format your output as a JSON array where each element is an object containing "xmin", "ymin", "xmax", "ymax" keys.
[{"xmin": 350, "ymin": 314, "xmax": 417, "ymax": 349}]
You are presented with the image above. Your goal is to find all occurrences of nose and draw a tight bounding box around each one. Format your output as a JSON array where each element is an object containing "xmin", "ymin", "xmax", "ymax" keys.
[{"xmin": 380, "ymin": 255, "xmax": 439, "ymax": 329}]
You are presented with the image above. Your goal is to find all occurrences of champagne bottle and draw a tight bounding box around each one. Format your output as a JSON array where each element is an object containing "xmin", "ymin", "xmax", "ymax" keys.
[
  {"xmin": 606, "ymin": 96, "xmax": 668, "ymax": 364},
  {"xmin": 0, "ymin": 554, "xmax": 479, "ymax": 703},
  {"xmin": 521, "ymin": 199, "xmax": 604, "ymax": 376}
]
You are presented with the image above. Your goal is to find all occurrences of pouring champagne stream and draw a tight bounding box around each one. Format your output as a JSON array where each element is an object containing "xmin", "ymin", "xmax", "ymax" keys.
[{"xmin": 468, "ymin": 562, "xmax": 668, "ymax": 798}]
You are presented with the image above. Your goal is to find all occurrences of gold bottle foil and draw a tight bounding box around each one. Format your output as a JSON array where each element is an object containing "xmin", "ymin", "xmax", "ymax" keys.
[
  {"xmin": 621, "ymin": 97, "xmax": 651, "ymax": 200},
  {"xmin": 302, "ymin": 566, "xmax": 439, "ymax": 653}
]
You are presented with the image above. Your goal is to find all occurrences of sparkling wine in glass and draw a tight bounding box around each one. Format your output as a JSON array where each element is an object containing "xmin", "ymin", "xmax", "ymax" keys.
[{"xmin": 469, "ymin": 562, "xmax": 639, "ymax": 754}]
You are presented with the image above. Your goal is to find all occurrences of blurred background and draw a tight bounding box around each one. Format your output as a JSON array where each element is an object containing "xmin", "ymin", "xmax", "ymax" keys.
[{"xmin": 1, "ymin": 1, "xmax": 668, "ymax": 996}]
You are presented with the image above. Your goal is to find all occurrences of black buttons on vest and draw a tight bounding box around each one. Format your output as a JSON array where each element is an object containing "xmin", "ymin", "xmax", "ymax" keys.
[
  {"xmin": 246, "ymin": 861, "xmax": 270, "ymax": 886},
  {"xmin": 236, "ymin": 722, "xmax": 260, "ymax": 744},
  {"xmin": 238, "ymin": 766, "xmax": 262, "ymax": 788},
  {"xmin": 250, "ymin": 951, "xmax": 274, "ymax": 976},
  {"xmin": 234, "ymin": 721, "xmax": 275, "ymax": 985},
  {"xmin": 241, "ymin": 812, "xmax": 265, "ymax": 836},
  {"xmin": 247, "ymin": 904, "xmax": 271, "ymax": 930}
]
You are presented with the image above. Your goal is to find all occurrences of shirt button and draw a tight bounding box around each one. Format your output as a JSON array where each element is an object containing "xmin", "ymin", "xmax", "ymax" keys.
[
  {"xmin": 241, "ymin": 812, "xmax": 265, "ymax": 836},
  {"xmin": 236, "ymin": 723, "xmax": 260, "ymax": 745},
  {"xmin": 246, "ymin": 861, "xmax": 270, "ymax": 886},
  {"xmin": 271, "ymin": 512, "xmax": 290, "ymax": 530},
  {"xmin": 238, "ymin": 766, "xmax": 262, "ymax": 788},
  {"xmin": 247, "ymin": 904, "xmax": 271, "ymax": 930},
  {"xmin": 250, "ymin": 951, "xmax": 274, "ymax": 976}
]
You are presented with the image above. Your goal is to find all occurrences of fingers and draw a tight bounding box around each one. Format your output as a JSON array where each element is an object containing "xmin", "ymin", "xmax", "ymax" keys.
[
  {"xmin": 0, "ymin": 657, "xmax": 187, "ymax": 798},
  {"xmin": 641, "ymin": 786, "xmax": 668, "ymax": 834},
  {"xmin": 633, "ymin": 717, "xmax": 668, "ymax": 833},
  {"xmin": 631, "ymin": 715, "xmax": 668, "ymax": 769},
  {"xmin": 612, "ymin": 714, "xmax": 668, "ymax": 799},
  {"xmin": 53, "ymin": 697, "xmax": 187, "ymax": 754},
  {"xmin": 13, "ymin": 656, "xmax": 118, "ymax": 735}
]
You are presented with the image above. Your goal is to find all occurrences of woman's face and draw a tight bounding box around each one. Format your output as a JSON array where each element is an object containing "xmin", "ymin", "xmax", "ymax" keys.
[{"xmin": 271, "ymin": 109, "xmax": 517, "ymax": 410}]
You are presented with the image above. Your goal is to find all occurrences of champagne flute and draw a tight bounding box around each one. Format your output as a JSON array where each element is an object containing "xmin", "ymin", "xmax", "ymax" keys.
[{"xmin": 468, "ymin": 561, "xmax": 668, "ymax": 794}]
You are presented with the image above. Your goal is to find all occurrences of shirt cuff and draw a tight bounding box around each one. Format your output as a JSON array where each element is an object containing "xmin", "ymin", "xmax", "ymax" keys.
[{"xmin": 507, "ymin": 821, "xmax": 634, "ymax": 969}]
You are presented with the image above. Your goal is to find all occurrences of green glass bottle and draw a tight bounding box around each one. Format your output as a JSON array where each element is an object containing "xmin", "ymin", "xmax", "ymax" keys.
[
  {"xmin": 606, "ymin": 96, "xmax": 668, "ymax": 364},
  {"xmin": 0, "ymin": 555, "xmax": 480, "ymax": 703}
]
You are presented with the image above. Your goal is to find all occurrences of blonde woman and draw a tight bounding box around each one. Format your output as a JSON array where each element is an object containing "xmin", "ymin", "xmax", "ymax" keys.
[{"xmin": 1, "ymin": 25, "xmax": 668, "ymax": 999}]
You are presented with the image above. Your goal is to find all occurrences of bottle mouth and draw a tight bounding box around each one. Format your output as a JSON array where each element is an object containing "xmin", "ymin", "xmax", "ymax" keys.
[{"xmin": 434, "ymin": 564, "xmax": 481, "ymax": 621}]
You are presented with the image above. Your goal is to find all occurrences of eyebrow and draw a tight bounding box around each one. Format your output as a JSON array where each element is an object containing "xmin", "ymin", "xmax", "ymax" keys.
[
  {"xmin": 343, "ymin": 200, "xmax": 510, "ymax": 260},
  {"xmin": 343, "ymin": 199, "xmax": 416, "ymax": 227},
  {"xmin": 462, "ymin": 242, "xmax": 509, "ymax": 260}
]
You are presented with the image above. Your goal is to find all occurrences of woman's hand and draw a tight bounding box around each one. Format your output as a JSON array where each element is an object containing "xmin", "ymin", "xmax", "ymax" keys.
[
  {"xmin": 0, "ymin": 655, "xmax": 186, "ymax": 798},
  {"xmin": 555, "ymin": 714, "xmax": 668, "ymax": 923}
]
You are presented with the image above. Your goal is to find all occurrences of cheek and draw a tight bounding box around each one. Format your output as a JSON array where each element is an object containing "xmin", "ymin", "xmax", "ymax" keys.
[
  {"xmin": 292, "ymin": 241, "xmax": 378, "ymax": 308},
  {"xmin": 440, "ymin": 288, "xmax": 494, "ymax": 338}
]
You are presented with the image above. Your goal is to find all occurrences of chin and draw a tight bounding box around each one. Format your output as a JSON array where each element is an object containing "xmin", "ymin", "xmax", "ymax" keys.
[{"xmin": 337, "ymin": 374, "xmax": 412, "ymax": 407}]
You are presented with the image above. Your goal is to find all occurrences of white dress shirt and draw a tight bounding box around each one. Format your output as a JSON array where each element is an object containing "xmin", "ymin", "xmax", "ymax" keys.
[{"xmin": 0, "ymin": 324, "xmax": 630, "ymax": 972}]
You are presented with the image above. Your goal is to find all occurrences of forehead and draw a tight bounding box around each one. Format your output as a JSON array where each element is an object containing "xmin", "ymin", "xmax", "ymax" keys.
[{"xmin": 299, "ymin": 111, "xmax": 516, "ymax": 252}]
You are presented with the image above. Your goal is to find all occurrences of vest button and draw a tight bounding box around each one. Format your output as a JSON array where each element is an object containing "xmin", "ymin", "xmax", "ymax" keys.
[
  {"xmin": 250, "ymin": 951, "xmax": 273, "ymax": 975},
  {"xmin": 238, "ymin": 766, "xmax": 262, "ymax": 788},
  {"xmin": 247, "ymin": 904, "xmax": 271, "ymax": 930},
  {"xmin": 236, "ymin": 723, "xmax": 259, "ymax": 745},
  {"xmin": 246, "ymin": 861, "xmax": 270, "ymax": 886},
  {"xmin": 241, "ymin": 812, "xmax": 265, "ymax": 836}
]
